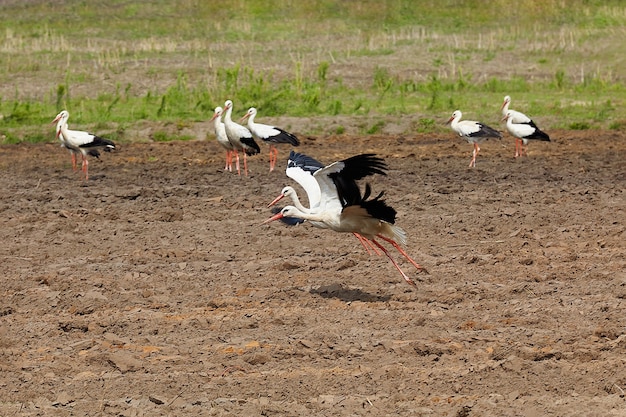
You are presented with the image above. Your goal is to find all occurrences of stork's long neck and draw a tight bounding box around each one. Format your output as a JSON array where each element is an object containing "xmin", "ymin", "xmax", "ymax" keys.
[
  {"xmin": 450, "ymin": 117, "xmax": 460, "ymax": 131},
  {"xmin": 501, "ymin": 101, "xmax": 510, "ymax": 116},
  {"xmin": 56, "ymin": 120, "xmax": 65, "ymax": 140},
  {"xmin": 58, "ymin": 120, "xmax": 70, "ymax": 138},
  {"xmin": 213, "ymin": 115, "xmax": 222, "ymax": 129},
  {"xmin": 288, "ymin": 191, "xmax": 308, "ymax": 212},
  {"xmin": 286, "ymin": 206, "xmax": 325, "ymax": 223},
  {"xmin": 223, "ymin": 106, "xmax": 233, "ymax": 125}
]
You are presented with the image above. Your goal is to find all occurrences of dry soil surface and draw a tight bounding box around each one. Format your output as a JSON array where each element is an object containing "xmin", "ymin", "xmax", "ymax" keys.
[{"xmin": 1, "ymin": 129, "xmax": 625, "ymax": 416}]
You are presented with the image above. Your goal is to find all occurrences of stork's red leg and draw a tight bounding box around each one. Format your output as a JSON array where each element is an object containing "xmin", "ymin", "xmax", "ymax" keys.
[
  {"xmin": 377, "ymin": 234, "xmax": 427, "ymax": 274},
  {"xmin": 225, "ymin": 150, "xmax": 231, "ymax": 171},
  {"xmin": 269, "ymin": 145, "xmax": 278, "ymax": 172},
  {"xmin": 371, "ymin": 239, "xmax": 416, "ymax": 287},
  {"xmin": 353, "ymin": 233, "xmax": 382, "ymax": 256},
  {"xmin": 81, "ymin": 155, "xmax": 89, "ymax": 181},
  {"xmin": 233, "ymin": 150, "xmax": 240, "ymax": 175},
  {"xmin": 469, "ymin": 143, "xmax": 479, "ymax": 167}
]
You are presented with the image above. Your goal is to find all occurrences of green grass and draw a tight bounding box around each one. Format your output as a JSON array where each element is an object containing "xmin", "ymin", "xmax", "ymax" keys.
[{"xmin": 1, "ymin": 0, "xmax": 625, "ymax": 143}]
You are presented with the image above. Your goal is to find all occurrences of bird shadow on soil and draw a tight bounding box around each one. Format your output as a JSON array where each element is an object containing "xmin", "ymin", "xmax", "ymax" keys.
[{"xmin": 310, "ymin": 283, "xmax": 391, "ymax": 302}]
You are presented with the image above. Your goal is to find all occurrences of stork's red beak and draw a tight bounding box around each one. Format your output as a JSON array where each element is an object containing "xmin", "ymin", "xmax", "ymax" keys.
[
  {"xmin": 209, "ymin": 112, "xmax": 220, "ymax": 122},
  {"xmin": 262, "ymin": 212, "xmax": 284, "ymax": 225},
  {"xmin": 51, "ymin": 115, "xmax": 61, "ymax": 124},
  {"xmin": 239, "ymin": 113, "xmax": 250, "ymax": 123},
  {"xmin": 55, "ymin": 130, "xmax": 62, "ymax": 139},
  {"xmin": 267, "ymin": 193, "xmax": 285, "ymax": 208},
  {"xmin": 445, "ymin": 116, "xmax": 454, "ymax": 124}
]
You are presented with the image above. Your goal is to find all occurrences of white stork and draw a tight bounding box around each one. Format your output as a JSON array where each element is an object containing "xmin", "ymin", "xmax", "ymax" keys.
[
  {"xmin": 500, "ymin": 96, "xmax": 550, "ymax": 157},
  {"xmin": 446, "ymin": 110, "xmax": 502, "ymax": 167},
  {"xmin": 264, "ymin": 152, "xmax": 426, "ymax": 287},
  {"xmin": 51, "ymin": 110, "xmax": 116, "ymax": 180},
  {"xmin": 52, "ymin": 111, "xmax": 102, "ymax": 172},
  {"xmin": 222, "ymin": 100, "xmax": 260, "ymax": 176},
  {"xmin": 240, "ymin": 107, "xmax": 300, "ymax": 172},
  {"xmin": 210, "ymin": 106, "xmax": 235, "ymax": 172},
  {"xmin": 503, "ymin": 110, "xmax": 550, "ymax": 157}
]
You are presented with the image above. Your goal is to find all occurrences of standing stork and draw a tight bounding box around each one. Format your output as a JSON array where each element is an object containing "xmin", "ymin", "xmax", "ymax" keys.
[
  {"xmin": 51, "ymin": 110, "xmax": 116, "ymax": 180},
  {"xmin": 52, "ymin": 111, "xmax": 100, "ymax": 172},
  {"xmin": 446, "ymin": 110, "xmax": 502, "ymax": 167},
  {"xmin": 500, "ymin": 96, "xmax": 550, "ymax": 157},
  {"xmin": 264, "ymin": 152, "xmax": 426, "ymax": 287},
  {"xmin": 222, "ymin": 100, "xmax": 260, "ymax": 176},
  {"xmin": 503, "ymin": 110, "xmax": 550, "ymax": 157},
  {"xmin": 240, "ymin": 107, "xmax": 300, "ymax": 172},
  {"xmin": 210, "ymin": 106, "xmax": 235, "ymax": 172}
]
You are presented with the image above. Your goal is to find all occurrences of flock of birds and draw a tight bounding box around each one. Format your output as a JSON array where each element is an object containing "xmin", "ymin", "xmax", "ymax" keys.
[{"xmin": 50, "ymin": 96, "xmax": 550, "ymax": 286}]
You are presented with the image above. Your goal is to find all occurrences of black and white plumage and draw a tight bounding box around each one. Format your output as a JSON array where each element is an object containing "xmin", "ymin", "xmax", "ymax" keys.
[
  {"xmin": 267, "ymin": 151, "xmax": 326, "ymax": 228},
  {"xmin": 264, "ymin": 152, "xmax": 426, "ymax": 287},
  {"xmin": 268, "ymin": 152, "xmax": 382, "ymax": 251},
  {"xmin": 222, "ymin": 100, "xmax": 260, "ymax": 176},
  {"xmin": 501, "ymin": 96, "xmax": 550, "ymax": 157},
  {"xmin": 446, "ymin": 110, "xmax": 502, "ymax": 167},
  {"xmin": 210, "ymin": 106, "xmax": 235, "ymax": 172},
  {"xmin": 268, "ymin": 151, "xmax": 325, "ymax": 223},
  {"xmin": 51, "ymin": 110, "xmax": 116, "ymax": 180},
  {"xmin": 240, "ymin": 107, "xmax": 300, "ymax": 172},
  {"xmin": 503, "ymin": 110, "xmax": 550, "ymax": 157},
  {"xmin": 52, "ymin": 112, "xmax": 102, "ymax": 172}
]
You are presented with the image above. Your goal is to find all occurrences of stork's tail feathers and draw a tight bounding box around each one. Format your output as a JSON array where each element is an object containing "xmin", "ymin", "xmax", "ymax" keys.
[
  {"xmin": 382, "ymin": 223, "xmax": 407, "ymax": 247},
  {"xmin": 532, "ymin": 129, "xmax": 550, "ymax": 141},
  {"xmin": 241, "ymin": 137, "xmax": 261, "ymax": 155},
  {"xmin": 276, "ymin": 129, "xmax": 300, "ymax": 146},
  {"xmin": 85, "ymin": 135, "xmax": 116, "ymax": 150}
]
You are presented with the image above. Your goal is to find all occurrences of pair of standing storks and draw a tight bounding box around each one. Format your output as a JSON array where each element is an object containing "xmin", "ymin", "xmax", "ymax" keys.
[{"xmin": 447, "ymin": 95, "xmax": 550, "ymax": 167}]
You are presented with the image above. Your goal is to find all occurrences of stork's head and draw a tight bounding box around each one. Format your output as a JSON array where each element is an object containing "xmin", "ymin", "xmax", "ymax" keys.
[
  {"xmin": 501, "ymin": 95, "xmax": 511, "ymax": 111},
  {"xmin": 267, "ymin": 186, "xmax": 295, "ymax": 208},
  {"xmin": 446, "ymin": 110, "xmax": 461, "ymax": 125},
  {"xmin": 210, "ymin": 106, "xmax": 223, "ymax": 122},
  {"xmin": 51, "ymin": 110, "xmax": 69, "ymax": 125},
  {"xmin": 240, "ymin": 107, "xmax": 257, "ymax": 123}
]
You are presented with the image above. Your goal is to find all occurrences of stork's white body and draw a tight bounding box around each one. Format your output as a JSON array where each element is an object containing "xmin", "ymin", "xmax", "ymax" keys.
[
  {"xmin": 210, "ymin": 106, "xmax": 235, "ymax": 171},
  {"xmin": 447, "ymin": 110, "xmax": 502, "ymax": 167},
  {"xmin": 222, "ymin": 100, "xmax": 260, "ymax": 176},
  {"xmin": 240, "ymin": 107, "xmax": 299, "ymax": 172}
]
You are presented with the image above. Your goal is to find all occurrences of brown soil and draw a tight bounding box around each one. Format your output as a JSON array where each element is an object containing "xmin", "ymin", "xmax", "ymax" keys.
[{"xmin": 0, "ymin": 129, "xmax": 625, "ymax": 416}]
